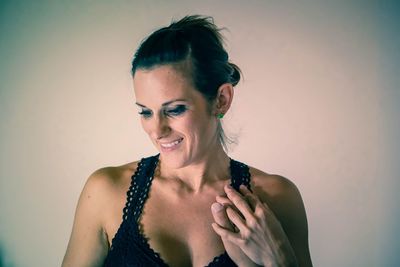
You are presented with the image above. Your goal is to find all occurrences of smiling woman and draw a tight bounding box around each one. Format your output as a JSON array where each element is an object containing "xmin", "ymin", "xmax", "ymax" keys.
[
  {"xmin": 62, "ymin": 15, "xmax": 312, "ymax": 267},
  {"xmin": 133, "ymin": 64, "xmax": 225, "ymax": 169}
]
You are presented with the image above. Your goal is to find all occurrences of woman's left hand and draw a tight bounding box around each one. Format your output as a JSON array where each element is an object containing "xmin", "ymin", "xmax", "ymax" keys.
[{"xmin": 211, "ymin": 184, "xmax": 298, "ymax": 267}]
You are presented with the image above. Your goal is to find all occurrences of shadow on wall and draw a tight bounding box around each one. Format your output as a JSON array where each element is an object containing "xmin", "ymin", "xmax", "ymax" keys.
[{"xmin": 0, "ymin": 242, "xmax": 15, "ymax": 267}]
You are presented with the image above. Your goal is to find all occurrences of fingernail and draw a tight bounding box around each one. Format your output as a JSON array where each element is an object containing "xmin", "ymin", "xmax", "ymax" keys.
[
  {"xmin": 211, "ymin": 202, "xmax": 224, "ymax": 213},
  {"xmin": 225, "ymin": 184, "xmax": 232, "ymax": 190}
]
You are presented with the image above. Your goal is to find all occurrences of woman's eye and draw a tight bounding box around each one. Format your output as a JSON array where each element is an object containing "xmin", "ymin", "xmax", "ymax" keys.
[
  {"xmin": 166, "ymin": 105, "xmax": 187, "ymax": 116},
  {"xmin": 138, "ymin": 110, "xmax": 152, "ymax": 118}
]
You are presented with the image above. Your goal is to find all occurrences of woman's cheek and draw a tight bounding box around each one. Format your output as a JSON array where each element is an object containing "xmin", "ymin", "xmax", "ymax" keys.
[
  {"xmin": 141, "ymin": 119, "xmax": 152, "ymax": 136},
  {"xmin": 180, "ymin": 116, "xmax": 197, "ymax": 132}
]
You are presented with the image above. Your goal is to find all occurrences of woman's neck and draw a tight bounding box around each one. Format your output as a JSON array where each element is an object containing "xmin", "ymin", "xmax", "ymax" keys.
[{"xmin": 157, "ymin": 144, "xmax": 230, "ymax": 194}]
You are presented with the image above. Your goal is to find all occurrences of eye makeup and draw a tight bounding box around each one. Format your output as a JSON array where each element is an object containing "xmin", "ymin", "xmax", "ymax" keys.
[
  {"xmin": 137, "ymin": 105, "xmax": 188, "ymax": 119},
  {"xmin": 138, "ymin": 109, "xmax": 152, "ymax": 118},
  {"xmin": 164, "ymin": 105, "xmax": 187, "ymax": 116}
]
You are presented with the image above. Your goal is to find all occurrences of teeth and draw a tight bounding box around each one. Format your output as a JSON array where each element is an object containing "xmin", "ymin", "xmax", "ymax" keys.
[{"xmin": 160, "ymin": 138, "xmax": 183, "ymax": 148}]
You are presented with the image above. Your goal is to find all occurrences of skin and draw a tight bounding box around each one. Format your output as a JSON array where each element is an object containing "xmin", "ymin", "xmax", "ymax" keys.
[{"xmin": 62, "ymin": 64, "xmax": 312, "ymax": 267}]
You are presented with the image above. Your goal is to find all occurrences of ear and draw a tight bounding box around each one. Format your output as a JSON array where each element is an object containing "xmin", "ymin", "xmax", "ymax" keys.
[{"xmin": 214, "ymin": 83, "xmax": 234, "ymax": 116}]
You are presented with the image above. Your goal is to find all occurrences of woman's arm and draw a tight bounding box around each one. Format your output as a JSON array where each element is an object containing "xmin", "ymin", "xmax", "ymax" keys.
[{"xmin": 62, "ymin": 170, "xmax": 111, "ymax": 267}]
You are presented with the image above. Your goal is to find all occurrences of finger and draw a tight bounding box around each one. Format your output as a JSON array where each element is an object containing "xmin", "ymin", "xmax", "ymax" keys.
[
  {"xmin": 254, "ymin": 202, "xmax": 268, "ymax": 219},
  {"xmin": 216, "ymin": 195, "xmax": 244, "ymax": 219},
  {"xmin": 239, "ymin": 184, "xmax": 258, "ymax": 200},
  {"xmin": 224, "ymin": 184, "xmax": 254, "ymax": 221},
  {"xmin": 211, "ymin": 202, "xmax": 234, "ymax": 231},
  {"xmin": 215, "ymin": 195, "xmax": 233, "ymax": 207},
  {"xmin": 226, "ymin": 207, "xmax": 251, "ymax": 237},
  {"xmin": 239, "ymin": 184, "xmax": 252, "ymax": 195},
  {"xmin": 256, "ymin": 201, "xmax": 276, "ymax": 219},
  {"xmin": 254, "ymin": 201, "xmax": 281, "ymax": 230},
  {"xmin": 239, "ymin": 184, "xmax": 261, "ymax": 203},
  {"xmin": 262, "ymin": 201, "xmax": 273, "ymax": 212},
  {"xmin": 239, "ymin": 190, "xmax": 271, "ymax": 220},
  {"xmin": 211, "ymin": 223, "xmax": 246, "ymax": 246},
  {"xmin": 239, "ymin": 185, "xmax": 258, "ymax": 210}
]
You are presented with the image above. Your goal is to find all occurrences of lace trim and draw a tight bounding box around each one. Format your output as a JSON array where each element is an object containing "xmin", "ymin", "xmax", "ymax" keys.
[
  {"xmin": 230, "ymin": 158, "xmax": 251, "ymax": 191},
  {"xmin": 206, "ymin": 251, "xmax": 234, "ymax": 266},
  {"xmin": 134, "ymin": 154, "xmax": 168, "ymax": 266},
  {"xmin": 108, "ymin": 156, "xmax": 146, "ymax": 251}
]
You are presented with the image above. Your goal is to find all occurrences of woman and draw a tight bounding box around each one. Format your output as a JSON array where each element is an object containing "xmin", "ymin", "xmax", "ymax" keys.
[{"xmin": 62, "ymin": 15, "xmax": 312, "ymax": 267}]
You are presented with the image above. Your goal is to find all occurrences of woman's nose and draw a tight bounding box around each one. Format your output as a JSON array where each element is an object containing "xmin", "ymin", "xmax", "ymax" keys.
[{"xmin": 151, "ymin": 114, "xmax": 171, "ymax": 139}]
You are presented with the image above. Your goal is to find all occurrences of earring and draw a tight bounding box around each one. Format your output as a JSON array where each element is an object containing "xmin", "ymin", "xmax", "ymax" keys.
[{"xmin": 217, "ymin": 113, "xmax": 224, "ymax": 119}]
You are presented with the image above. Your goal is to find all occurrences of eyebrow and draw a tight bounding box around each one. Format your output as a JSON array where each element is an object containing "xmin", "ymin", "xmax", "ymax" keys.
[{"xmin": 135, "ymin": 98, "xmax": 188, "ymax": 108}]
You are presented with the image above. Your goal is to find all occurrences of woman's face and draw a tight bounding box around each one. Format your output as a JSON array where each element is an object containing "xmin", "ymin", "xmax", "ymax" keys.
[{"xmin": 133, "ymin": 64, "xmax": 219, "ymax": 169}]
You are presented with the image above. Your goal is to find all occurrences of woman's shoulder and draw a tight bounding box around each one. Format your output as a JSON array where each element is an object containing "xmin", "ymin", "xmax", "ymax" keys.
[
  {"xmin": 247, "ymin": 165, "xmax": 306, "ymax": 220},
  {"xmin": 82, "ymin": 160, "xmax": 141, "ymax": 203},
  {"xmin": 88, "ymin": 160, "xmax": 139, "ymax": 187},
  {"xmin": 90, "ymin": 160, "xmax": 140, "ymax": 181},
  {"xmin": 248, "ymin": 166, "xmax": 300, "ymax": 199}
]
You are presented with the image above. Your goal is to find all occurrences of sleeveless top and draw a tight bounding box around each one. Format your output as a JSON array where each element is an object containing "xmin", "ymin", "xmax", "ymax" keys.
[{"xmin": 103, "ymin": 154, "xmax": 252, "ymax": 267}]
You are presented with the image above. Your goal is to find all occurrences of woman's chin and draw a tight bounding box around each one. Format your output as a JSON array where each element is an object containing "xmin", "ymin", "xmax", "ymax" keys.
[{"xmin": 158, "ymin": 148, "xmax": 185, "ymax": 168}]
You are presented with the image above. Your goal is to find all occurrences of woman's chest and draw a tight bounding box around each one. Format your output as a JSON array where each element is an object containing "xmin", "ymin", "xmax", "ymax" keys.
[{"xmin": 139, "ymin": 190, "xmax": 226, "ymax": 266}]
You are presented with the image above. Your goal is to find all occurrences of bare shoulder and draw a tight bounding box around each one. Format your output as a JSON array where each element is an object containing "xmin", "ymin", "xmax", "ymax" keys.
[
  {"xmin": 248, "ymin": 166, "xmax": 300, "ymax": 202},
  {"xmin": 81, "ymin": 160, "xmax": 142, "ymax": 236},
  {"xmin": 80, "ymin": 160, "xmax": 141, "ymax": 224},
  {"xmin": 84, "ymin": 160, "xmax": 140, "ymax": 227},
  {"xmin": 85, "ymin": 160, "xmax": 139, "ymax": 198},
  {"xmin": 89, "ymin": 160, "xmax": 139, "ymax": 185},
  {"xmin": 247, "ymin": 165, "xmax": 306, "ymax": 224}
]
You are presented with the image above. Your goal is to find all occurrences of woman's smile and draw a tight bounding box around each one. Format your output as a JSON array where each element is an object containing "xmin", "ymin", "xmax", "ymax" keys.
[{"xmin": 159, "ymin": 137, "xmax": 184, "ymax": 152}]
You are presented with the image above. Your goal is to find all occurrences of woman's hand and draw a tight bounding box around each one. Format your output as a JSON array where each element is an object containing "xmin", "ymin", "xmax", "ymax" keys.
[
  {"xmin": 211, "ymin": 184, "xmax": 298, "ymax": 267},
  {"xmin": 211, "ymin": 199, "xmax": 259, "ymax": 267}
]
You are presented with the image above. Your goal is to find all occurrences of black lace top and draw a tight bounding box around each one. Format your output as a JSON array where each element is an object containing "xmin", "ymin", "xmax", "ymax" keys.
[{"xmin": 103, "ymin": 154, "xmax": 252, "ymax": 267}]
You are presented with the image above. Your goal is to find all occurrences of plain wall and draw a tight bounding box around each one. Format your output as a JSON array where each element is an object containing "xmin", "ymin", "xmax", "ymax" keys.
[{"xmin": 0, "ymin": 1, "xmax": 399, "ymax": 266}]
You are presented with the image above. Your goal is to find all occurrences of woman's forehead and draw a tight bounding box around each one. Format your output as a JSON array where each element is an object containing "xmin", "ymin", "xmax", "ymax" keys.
[
  {"xmin": 133, "ymin": 65, "xmax": 201, "ymax": 107},
  {"xmin": 134, "ymin": 64, "xmax": 192, "ymax": 85}
]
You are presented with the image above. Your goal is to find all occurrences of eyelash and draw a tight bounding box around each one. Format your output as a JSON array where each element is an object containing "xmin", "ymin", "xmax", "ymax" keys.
[
  {"xmin": 138, "ymin": 105, "xmax": 187, "ymax": 118},
  {"xmin": 138, "ymin": 110, "xmax": 152, "ymax": 118}
]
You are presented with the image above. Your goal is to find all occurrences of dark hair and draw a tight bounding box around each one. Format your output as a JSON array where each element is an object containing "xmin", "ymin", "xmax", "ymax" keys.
[{"xmin": 131, "ymin": 15, "xmax": 241, "ymax": 151}]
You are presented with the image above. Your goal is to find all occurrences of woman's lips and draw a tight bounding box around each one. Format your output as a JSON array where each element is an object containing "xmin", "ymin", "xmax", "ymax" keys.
[{"xmin": 159, "ymin": 138, "xmax": 184, "ymax": 151}]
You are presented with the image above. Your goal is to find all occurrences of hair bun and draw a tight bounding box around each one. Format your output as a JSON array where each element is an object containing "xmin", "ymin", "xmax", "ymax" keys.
[{"xmin": 229, "ymin": 62, "xmax": 241, "ymax": 87}]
